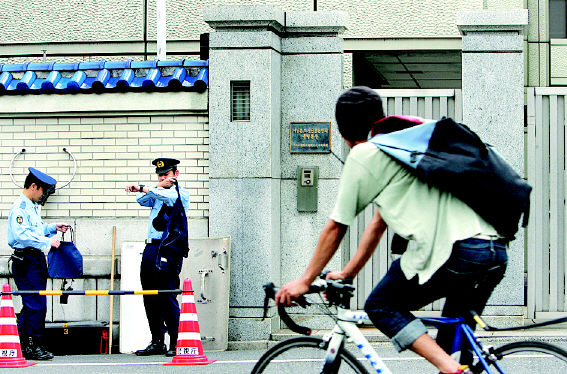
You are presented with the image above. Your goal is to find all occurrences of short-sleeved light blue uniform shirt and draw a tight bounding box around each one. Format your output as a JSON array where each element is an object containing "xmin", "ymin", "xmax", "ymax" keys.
[
  {"xmin": 8, "ymin": 194, "xmax": 57, "ymax": 252},
  {"xmin": 137, "ymin": 186, "xmax": 190, "ymax": 240}
]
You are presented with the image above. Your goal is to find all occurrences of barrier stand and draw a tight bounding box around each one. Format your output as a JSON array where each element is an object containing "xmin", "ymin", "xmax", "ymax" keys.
[
  {"xmin": 0, "ymin": 287, "xmax": 194, "ymax": 361},
  {"xmin": 3, "ymin": 290, "xmax": 182, "ymax": 296},
  {"xmin": 0, "ymin": 284, "xmax": 35, "ymax": 368},
  {"xmin": 108, "ymin": 225, "xmax": 117, "ymax": 354},
  {"xmin": 165, "ymin": 279, "xmax": 215, "ymax": 366}
]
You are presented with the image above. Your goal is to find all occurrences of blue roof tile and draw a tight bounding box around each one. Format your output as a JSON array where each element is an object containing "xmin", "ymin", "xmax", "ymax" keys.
[{"xmin": 0, "ymin": 59, "xmax": 209, "ymax": 95}]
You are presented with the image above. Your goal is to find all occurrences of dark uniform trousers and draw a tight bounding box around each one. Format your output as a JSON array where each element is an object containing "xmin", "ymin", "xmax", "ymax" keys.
[
  {"xmin": 12, "ymin": 249, "xmax": 48, "ymax": 340},
  {"xmin": 140, "ymin": 243, "xmax": 182, "ymax": 344}
]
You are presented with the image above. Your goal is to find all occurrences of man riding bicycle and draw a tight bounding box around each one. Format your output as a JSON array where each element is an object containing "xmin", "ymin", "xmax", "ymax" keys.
[{"xmin": 276, "ymin": 86, "xmax": 509, "ymax": 374}]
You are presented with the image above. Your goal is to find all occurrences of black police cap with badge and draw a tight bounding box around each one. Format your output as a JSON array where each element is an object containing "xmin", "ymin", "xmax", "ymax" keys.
[
  {"xmin": 28, "ymin": 167, "xmax": 56, "ymax": 206},
  {"xmin": 151, "ymin": 158, "xmax": 180, "ymax": 231},
  {"xmin": 152, "ymin": 158, "xmax": 180, "ymax": 174}
]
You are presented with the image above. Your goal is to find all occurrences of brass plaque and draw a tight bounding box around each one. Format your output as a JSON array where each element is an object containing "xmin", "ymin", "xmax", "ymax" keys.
[{"xmin": 290, "ymin": 122, "xmax": 331, "ymax": 153}]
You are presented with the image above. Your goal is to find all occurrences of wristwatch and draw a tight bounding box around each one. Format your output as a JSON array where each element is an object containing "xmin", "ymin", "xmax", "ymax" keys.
[{"xmin": 139, "ymin": 184, "xmax": 145, "ymax": 193}]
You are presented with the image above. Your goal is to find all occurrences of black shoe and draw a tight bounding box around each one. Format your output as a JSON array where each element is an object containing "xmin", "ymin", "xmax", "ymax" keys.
[
  {"xmin": 23, "ymin": 337, "xmax": 54, "ymax": 360},
  {"xmin": 166, "ymin": 345, "xmax": 176, "ymax": 357},
  {"xmin": 135, "ymin": 342, "xmax": 167, "ymax": 356}
]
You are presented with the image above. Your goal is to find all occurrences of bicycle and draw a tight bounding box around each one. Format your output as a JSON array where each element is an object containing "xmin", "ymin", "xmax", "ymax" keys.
[{"xmin": 251, "ymin": 276, "xmax": 567, "ymax": 374}]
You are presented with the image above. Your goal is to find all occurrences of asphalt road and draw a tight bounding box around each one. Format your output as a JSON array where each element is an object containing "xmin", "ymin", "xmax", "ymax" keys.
[{"xmin": 7, "ymin": 340, "xmax": 567, "ymax": 374}]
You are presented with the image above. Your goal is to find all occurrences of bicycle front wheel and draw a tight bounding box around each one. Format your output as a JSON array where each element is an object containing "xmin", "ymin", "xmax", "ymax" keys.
[
  {"xmin": 474, "ymin": 341, "xmax": 567, "ymax": 373},
  {"xmin": 251, "ymin": 336, "xmax": 370, "ymax": 374}
]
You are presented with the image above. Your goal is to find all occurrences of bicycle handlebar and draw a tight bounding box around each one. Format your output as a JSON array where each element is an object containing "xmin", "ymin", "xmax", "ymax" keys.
[
  {"xmin": 264, "ymin": 280, "xmax": 567, "ymax": 336},
  {"xmin": 262, "ymin": 276, "xmax": 355, "ymax": 336}
]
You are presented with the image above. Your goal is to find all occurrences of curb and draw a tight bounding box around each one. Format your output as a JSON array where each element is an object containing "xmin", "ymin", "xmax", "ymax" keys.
[{"xmin": 227, "ymin": 328, "xmax": 567, "ymax": 351}]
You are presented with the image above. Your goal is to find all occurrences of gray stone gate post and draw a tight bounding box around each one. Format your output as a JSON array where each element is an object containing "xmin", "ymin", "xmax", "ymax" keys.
[
  {"xmin": 205, "ymin": 6, "xmax": 347, "ymax": 341},
  {"xmin": 457, "ymin": 10, "xmax": 529, "ymax": 319}
]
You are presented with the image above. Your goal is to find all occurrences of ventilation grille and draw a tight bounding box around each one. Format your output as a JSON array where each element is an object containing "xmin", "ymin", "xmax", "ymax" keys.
[{"xmin": 231, "ymin": 81, "xmax": 250, "ymax": 121}]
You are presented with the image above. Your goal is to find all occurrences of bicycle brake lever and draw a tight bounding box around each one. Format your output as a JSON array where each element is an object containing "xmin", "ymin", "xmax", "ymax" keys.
[
  {"xmin": 262, "ymin": 282, "xmax": 277, "ymax": 321},
  {"xmin": 262, "ymin": 295, "xmax": 269, "ymax": 320},
  {"xmin": 296, "ymin": 296, "xmax": 310, "ymax": 308}
]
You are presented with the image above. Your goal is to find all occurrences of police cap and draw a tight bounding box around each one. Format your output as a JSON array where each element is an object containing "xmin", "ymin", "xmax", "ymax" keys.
[
  {"xmin": 152, "ymin": 158, "xmax": 180, "ymax": 174},
  {"xmin": 28, "ymin": 167, "xmax": 57, "ymax": 186}
]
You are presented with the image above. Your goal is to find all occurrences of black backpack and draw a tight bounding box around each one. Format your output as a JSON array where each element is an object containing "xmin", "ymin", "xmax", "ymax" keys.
[
  {"xmin": 368, "ymin": 116, "xmax": 532, "ymax": 241},
  {"xmin": 155, "ymin": 180, "xmax": 190, "ymax": 271}
]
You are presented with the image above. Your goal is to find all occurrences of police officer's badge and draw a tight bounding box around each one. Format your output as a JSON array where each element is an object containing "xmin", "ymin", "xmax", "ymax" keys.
[
  {"xmin": 16, "ymin": 216, "xmax": 23, "ymax": 224},
  {"xmin": 157, "ymin": 161, "xmax": 164, "ymax": 168}
]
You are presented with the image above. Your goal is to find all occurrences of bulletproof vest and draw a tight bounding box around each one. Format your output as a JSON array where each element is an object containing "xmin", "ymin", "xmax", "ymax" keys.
[{"xmin": 152, "ymin": 203, "xmax": 173, "ymax": 232}]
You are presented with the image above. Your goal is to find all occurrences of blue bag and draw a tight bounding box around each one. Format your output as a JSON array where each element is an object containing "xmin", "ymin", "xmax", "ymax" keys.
[{"xmin": 48, "ymin": 226, "xmax": 83, "ymax": 279}]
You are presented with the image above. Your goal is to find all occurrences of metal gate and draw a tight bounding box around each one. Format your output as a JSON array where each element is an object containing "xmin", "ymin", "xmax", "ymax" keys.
[
  {"xmin": 343, "ymin": 89, "xmax": 463, "ymax": 310},
  {"xmin": 526, "ymin": 87, "xmax": 567, "ymax": 319}
]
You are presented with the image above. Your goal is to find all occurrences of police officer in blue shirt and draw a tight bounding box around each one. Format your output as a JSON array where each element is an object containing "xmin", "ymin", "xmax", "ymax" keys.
[
  {"xmin": 8, "ymin": 168, "xmax": 69, "ymax": 360},
  {"xmin": 125, "ymin": 158, "xmax": 190, "ymax": 357}
]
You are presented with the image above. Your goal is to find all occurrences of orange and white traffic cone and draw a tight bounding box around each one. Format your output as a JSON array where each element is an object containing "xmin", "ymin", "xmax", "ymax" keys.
[
  {"xmin": 164, "ymin": 278, "xmax": 215, "ymax": 366},
  {"xmin": 0, "ymin": 284, "xmax": 35, "ymax": 368}
]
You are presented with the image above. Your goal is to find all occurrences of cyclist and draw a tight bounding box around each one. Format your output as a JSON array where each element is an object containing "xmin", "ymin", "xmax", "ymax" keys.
[{"xmin": 276, "ymin": 86, "xmax": 508, "ymax": 374}]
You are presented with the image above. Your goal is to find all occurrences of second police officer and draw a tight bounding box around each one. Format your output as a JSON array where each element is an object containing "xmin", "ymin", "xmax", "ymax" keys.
[{"xmin": 125, "ymin": 158, "xmax": 190, "ymax": 357}]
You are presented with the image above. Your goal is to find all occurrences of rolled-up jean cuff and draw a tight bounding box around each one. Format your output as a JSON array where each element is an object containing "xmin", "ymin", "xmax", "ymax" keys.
[{"xmin": 391, "ymin": 319, "xmax": 428, "ymax": 352}]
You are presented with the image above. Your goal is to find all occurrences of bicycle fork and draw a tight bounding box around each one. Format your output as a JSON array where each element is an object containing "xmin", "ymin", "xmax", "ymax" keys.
[
  {"xmin": 324, "ymin": 322, "xmax": 393, "ymax": 374},
  {"xmin": 321, "ymin": 327, "xmax": 346, "ymax": 373}
]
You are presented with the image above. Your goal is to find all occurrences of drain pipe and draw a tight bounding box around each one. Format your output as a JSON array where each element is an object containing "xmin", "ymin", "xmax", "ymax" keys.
[{"xmin": 157, "ymin": 0, "xmax": 166, "ymax": 60}]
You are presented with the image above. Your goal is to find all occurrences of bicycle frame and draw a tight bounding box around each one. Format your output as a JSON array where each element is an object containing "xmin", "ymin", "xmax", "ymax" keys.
[
  {"xmin": 325, "ymin": 308, "xmax": 393, "ymax": 374},
  {"xmin": 324, "ymin": 307, "xmax": 500, "ymax": 374},
  {"xmin": 420, "ymin": 316, "xmax": 501, "ymax": 374}
]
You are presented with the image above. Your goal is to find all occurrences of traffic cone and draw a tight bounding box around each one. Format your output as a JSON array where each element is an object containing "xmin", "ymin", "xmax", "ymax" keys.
[
  {"xmin": 164, "ymin": 278, "xmax": 215, "ymax": 366},
  {"xmin": 0, "ymin": 284, "xmax": 35, "ymax": 368}
]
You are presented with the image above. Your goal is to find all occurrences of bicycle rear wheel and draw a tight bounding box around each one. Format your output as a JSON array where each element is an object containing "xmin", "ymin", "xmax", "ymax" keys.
[
  {"xmin": 473, "ymin": 341, "xmax": 567, "ymax": 373},
  {"xmin": 251, "ymin": 336, "xmax": 370, "ymax": 374}
]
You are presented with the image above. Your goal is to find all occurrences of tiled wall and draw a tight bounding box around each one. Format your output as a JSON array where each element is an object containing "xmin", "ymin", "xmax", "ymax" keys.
[{"xmin": 0, "ymin": 114, "xmax": 209, "ymax": 219}]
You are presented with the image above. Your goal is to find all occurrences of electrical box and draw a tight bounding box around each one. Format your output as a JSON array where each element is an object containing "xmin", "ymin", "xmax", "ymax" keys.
[{"xmin": 297, "ymin": 166, "xmax": 318, "ymax": 212}]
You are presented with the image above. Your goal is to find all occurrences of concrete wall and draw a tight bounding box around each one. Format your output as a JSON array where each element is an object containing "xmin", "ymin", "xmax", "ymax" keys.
[
  {"xmin": 0, "ymin": 0, "xmax": 532, "ymax": 64},
  {"xmin": 0, "ymin": 0, "xmax": 489, "ymax": 44}
]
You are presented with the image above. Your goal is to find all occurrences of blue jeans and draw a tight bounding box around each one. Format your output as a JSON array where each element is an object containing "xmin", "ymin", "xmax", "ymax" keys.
[{"xmin": 364, "ymin": 238, "xmax": 508, "ymax": 354}]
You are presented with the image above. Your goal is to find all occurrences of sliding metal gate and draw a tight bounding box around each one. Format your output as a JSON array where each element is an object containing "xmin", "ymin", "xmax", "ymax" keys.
[{"xmin": 526, "ymin": 87, "xmax": 567, "ymax": 319}]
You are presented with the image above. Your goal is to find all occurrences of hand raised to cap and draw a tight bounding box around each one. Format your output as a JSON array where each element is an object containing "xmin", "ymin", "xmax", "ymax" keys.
[{"xmin": 158, "ymin": 177, "xmax": 177, "ymax": 189}]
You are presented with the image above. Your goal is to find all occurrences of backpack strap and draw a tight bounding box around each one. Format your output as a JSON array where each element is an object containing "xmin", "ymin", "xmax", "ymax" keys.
[{"xmin": 522, "ymin": 204, "xmax": 530, "ymax": 228}]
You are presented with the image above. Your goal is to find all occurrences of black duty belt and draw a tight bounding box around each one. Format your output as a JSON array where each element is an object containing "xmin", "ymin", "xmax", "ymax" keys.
[
  {"xmin": 12, "ymin": 247, "xmax": 41, "ymax": 254},
  {"xmin": 10, "ymin": 247, "xmax": 41, "ymax": 262},
  {"xmin": 145, "ymin": 239, "xmax": 161, "ymax": 245}
]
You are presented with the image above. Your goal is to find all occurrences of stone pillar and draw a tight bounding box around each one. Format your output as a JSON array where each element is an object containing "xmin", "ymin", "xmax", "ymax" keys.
[
  {"xmin": 205, "ymin": 6, "xmax": 347, "ymax": 341},
  {"xmin": 457, "ymin": 10, "xmax": 528, "ymax": 318}
]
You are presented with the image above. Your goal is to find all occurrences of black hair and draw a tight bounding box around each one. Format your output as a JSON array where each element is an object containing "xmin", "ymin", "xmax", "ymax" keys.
[
  {"xmin": 335, "ymin": 86, "xmax": 385, "ymax": 142},
  {"xmin": 24, "ymin": 172, "xmax": 49, "ymax": 190}
]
